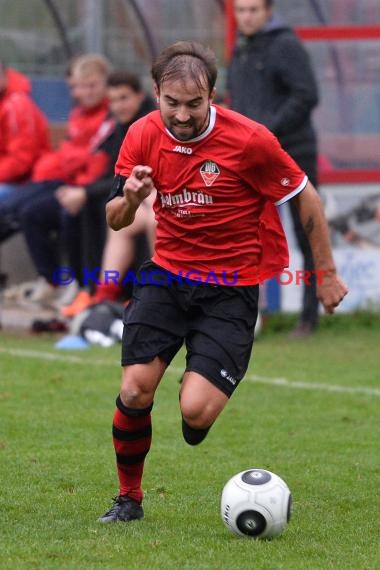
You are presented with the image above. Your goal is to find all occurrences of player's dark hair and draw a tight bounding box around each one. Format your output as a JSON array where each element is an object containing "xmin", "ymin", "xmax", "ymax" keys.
[
  {"xmin": 107, "ymin": 71, "xmax": 142, "ymax": 93},
  {"xmin": 151, "ymin": 41, "xmax": 217, "ymax": 95}
]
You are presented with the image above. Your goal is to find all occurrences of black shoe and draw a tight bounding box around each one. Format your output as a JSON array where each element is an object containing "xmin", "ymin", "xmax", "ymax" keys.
[
  {"xmin": 98, "ymin": 495, "xmax": 144, "ymax": 523},
  {"xmin": 289, "ymin": 321, "xmax": 316, "ymax": 339}
]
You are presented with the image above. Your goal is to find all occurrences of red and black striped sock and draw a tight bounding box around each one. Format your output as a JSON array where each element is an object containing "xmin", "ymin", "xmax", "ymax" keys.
[{"xmin": 112, "ymin": 395, "xmax": 153, "ymax": 504}]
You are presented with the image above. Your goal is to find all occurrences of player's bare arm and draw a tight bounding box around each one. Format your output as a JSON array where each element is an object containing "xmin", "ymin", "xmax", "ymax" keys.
[
  {"xmin": 106, "ymin": 165, "xmax": 154, "ymax": 230},
  {"xmin": 293, "ymin": 181, "xmax": 348, "ymax": 314}
]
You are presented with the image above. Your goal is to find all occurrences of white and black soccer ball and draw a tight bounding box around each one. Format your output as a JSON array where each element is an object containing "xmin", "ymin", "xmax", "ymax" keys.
[{"xmin": 221, "ymin": 468, "xmax": 291, "ymax": 539}]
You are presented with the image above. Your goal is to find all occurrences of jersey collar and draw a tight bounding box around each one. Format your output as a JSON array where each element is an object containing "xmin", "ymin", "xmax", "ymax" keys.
[{"xmin": 164, "ymin": 105, "xmax": 216, "ymax": 143}]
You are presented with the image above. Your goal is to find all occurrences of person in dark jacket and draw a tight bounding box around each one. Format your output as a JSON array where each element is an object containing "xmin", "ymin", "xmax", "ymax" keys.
[{"xmin": 227, "ymin": 0, "xmax": 320, "ymax": 336}]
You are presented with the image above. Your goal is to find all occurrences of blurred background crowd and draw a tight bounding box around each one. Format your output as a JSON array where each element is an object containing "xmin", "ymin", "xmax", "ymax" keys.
[{"xmin": 0, "ymin": 0, "xmax": 379, "ymax": 340}]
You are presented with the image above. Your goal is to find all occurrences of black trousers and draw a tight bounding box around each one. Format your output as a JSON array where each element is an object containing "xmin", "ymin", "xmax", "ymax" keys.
[
  {"xmin": 19, "ymin": 183, "xmax": 83, "ymax": 285},
  {"xmin": 288, "ymin": 155, "xmax": 319, "ymax": 328}
]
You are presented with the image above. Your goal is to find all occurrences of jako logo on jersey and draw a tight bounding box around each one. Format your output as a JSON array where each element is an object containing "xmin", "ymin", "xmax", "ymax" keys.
[
  {"xmin": 173, "ymin": 145, "xmax": 192, "ymax": 155},
  {"xmin": 159, "ymin": 188, "xmax": 213, "ymax": 208},
  {"xmin": 200, "ymin": 160, "xmax": 220, "ymax": 187}
]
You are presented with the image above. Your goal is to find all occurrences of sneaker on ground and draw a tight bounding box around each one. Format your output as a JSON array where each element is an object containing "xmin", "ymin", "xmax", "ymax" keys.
[
  {"xmin": 289, "ymin": 321, "xmax": 316, "ymax": 339},
  {"xmin": 98, "ymin": 495, "xmax": 144, "ymax": 523},
  {"xmin": 3, "ymin": 279, "xmax": 40, "ymax": 304},
  {"xmin": 23, "ymin": 277, "xmax": 59, "ymax": 309},
  {"xmin": 52, "ymin": 279, "xmax": 80, "ymax": 310},
  {"xmin": 60, "ymin": 290, "xmax": 94, "ymax": 318}
]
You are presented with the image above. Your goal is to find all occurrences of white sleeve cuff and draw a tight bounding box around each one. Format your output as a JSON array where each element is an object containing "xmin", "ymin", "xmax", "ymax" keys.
[{"xmin": 275, "ymin": 175, "xmax": 308, "ymax": 206}]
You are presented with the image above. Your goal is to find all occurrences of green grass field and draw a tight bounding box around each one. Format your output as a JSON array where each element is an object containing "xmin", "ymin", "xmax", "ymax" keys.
[{"xmin": 1, "ymin": 313, "xmax": 379, "ymax": 570}]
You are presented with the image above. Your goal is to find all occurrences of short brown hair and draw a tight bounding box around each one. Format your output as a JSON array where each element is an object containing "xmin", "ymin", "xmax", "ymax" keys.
[
  {"xmin": 151, "ymin": 41, "xmax": 217, "ymax": 95},
  {"xmin": 107, "ymin": 71, "xmax": 142, "ymax": 92}
]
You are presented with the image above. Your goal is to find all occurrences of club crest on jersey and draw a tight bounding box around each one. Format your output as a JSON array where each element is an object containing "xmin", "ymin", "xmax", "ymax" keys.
[{"xmin": 200, "ymin": 160, "xmax": 220, "ymax": 187}]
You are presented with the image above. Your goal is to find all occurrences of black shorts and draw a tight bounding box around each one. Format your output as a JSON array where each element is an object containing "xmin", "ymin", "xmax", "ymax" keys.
[{"xmin": 121, "ymin": 261, "xmax": 259, "ymax": 397}]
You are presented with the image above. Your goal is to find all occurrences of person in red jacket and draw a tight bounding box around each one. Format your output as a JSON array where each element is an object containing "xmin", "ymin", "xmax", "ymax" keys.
[
  {"xmin": 0, "ymin": 54, "xmax": 111, "ymax": 303},
  {"xmin": 31, "ymin": 54, "xmax": 110, "ymax": 186},
  {"xmin": 0, "ymin": 61, "xmax": 50, "ymax": 196}
]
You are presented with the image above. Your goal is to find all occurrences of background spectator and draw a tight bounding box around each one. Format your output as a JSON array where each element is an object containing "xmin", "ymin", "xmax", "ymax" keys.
[
  {"xmin": 227, "ymin": 0, "xmax": 320, "ymax": 337},
  {"xmin": 0, "ymin": 54, "xmax": 111, "ymax": 307},
  {"xmin": 61, "ymin": 71, "xmax": 157, "ymax": 317},
  {"xmin": 0, "ymin": 60, "xmax": 50, "ymax": 201}
]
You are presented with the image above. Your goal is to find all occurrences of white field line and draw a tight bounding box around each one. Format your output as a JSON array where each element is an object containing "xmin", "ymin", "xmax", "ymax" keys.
[
  {"xmin": 246, "ymin": 374, "xmax": 380, "ymax": 397},
  {"xmin": 170, "ymin": 367, "xmax": 380, "ymax": 397},
  {"xmin": 0, "ymin": 346, "xmax": 114, "ymax": 366},
  {"xmin": 1, "ymin": 346, "xmax": 379, "ymax": 397}
]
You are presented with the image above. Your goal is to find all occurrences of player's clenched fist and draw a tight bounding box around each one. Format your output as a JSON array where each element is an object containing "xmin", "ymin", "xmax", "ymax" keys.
[
  {"xmin": 123, "ymin": 165, "xmax": 154, "ymax": 208},
  {"xmin": 317, "ymin": 273, "xmax": 348, "ymax": 314}
]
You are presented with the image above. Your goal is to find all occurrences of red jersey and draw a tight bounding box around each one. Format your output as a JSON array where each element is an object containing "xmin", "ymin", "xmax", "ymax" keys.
[
  {"xmin": 32, "ymin": 99, "xmax": 110, "ymax": 185},
  {"xmin": 115, "ymin": 105, "xmax": 307, "ymax": 285}
]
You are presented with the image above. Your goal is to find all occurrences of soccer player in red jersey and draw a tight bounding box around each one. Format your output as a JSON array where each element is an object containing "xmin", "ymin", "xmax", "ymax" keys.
[{"xmin": 99, "ymin": 41, "xmax": 348, "ymax": 523}]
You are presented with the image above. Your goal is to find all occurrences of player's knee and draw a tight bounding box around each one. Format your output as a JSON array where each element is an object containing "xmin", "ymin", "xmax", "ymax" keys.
[
  {"xmin": 120, "ymin": 382, "xmax": 153, "ymax": 409},
  {"xmin": 180, "ymin": 400, "xmax": 213, "ymax": 430},
  {"xmin": 180, "ymin": 399, "xmax": 222, "ymax": 444}
]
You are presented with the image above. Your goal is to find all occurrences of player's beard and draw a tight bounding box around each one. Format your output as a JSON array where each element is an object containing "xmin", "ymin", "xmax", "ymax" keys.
[
  {"xmin": 170, "ymin": 124, "xmax": 196, "ymax": 141},
  {"xmin": 167, "ymin": 108, "xmax": 210, "ymax": 141}
]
